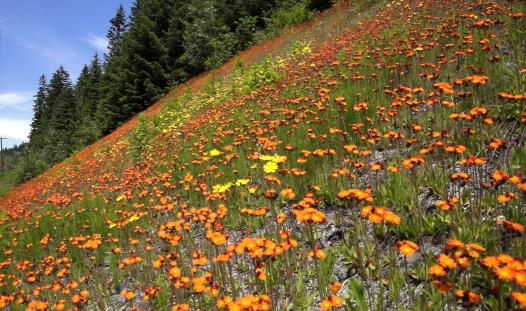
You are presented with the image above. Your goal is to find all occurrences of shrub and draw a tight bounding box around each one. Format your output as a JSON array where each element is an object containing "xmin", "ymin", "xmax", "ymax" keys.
[
  {"xmin": 258, "ymin": 2, "xmax": 312, "ymax": 40},
  {"xmin": 14, "ymin": 154, "xmax": 48, "ymax": 183},
  {"xmin": 129, "ymin": 114, "xmax": 157, "ymax": 162}
]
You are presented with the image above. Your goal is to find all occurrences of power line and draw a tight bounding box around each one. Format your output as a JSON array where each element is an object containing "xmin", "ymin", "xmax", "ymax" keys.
[{"xmin": 0, "ymin": 137, "xmax": 6, "ymax": 172}]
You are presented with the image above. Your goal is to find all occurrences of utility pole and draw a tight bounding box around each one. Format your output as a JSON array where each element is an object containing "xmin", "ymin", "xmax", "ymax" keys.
[{"xmin": 0, "ymin": 137, "xmax": 6, "ymax": 172}]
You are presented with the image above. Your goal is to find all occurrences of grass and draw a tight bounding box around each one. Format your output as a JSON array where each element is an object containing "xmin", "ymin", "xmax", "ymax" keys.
[
  {"xmin": 0, "ymin": 0, "xmax": 525, "ymax": 310},
  {"xmin": 0, "ymin": 171, "xmax": 17, "ymax": 196}
]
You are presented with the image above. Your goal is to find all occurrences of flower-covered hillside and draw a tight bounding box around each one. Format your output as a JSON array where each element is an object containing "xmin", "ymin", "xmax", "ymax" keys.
[{"xmin": 0, "ymin": 0, "xmax": 525, "ymax": 310}]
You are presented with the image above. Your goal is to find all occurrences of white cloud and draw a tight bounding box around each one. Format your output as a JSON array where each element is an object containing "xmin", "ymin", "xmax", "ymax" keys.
[
  {"xmin": 7, "ymin": 30, "xmax": 77, "ymax": 64},
  {"xmin": 0, "ymin": 92, "xmax": 33, "ymax": 110},
  {"xmin": 85, "ymin": 33, "xmax": 108, "ymax": 52},
  {"xmin": 19, "ymin": 39, "xmax": 76, "ymax": 64},
  {"xmin": 0, "ymin": 118, "xmax": 31, "ymax": 141}
]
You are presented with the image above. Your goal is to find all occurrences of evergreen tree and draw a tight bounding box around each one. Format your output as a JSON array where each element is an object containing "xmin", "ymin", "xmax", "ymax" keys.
[
  {"xmin": 106, "ymin": 4, "xmax": 128, "ymax": 59},
  {"xmin": 118, "ymin": 11, "xmax": 169, "ymax": 116},
  {"xmin": 75, "ymin": 54, "xmax": 103, "ymax": 148},
  {"xmin": 75, "ymin": 64, "xmax": 91, "ymax": 115},
  {"xmin": 97, "ymin": 5, "xmax": 130, "ymax": 134},
  {"xmin": 42, "ymin": 66, "xmax": 76, "ymax": 164},
  {"xmin": 28, "ymin": 75, "xmax": 48, "ymax": 152},
  {"xmin": 166, "ymin": 0, "xmax": 191, "ymax": 83}
]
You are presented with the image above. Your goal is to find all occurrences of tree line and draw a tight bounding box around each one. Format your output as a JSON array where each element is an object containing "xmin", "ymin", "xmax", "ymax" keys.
[{"xmin": 14, "ymin": 0, "xmax": 332, "ymax": 183}]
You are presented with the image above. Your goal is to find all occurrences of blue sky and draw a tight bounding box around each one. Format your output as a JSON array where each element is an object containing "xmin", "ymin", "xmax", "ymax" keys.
[{"xmin": 0, "ymin": 0, "xmax": 134, "ymax": 148}]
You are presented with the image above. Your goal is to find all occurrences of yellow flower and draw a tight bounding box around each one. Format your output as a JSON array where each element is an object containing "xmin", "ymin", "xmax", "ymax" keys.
[
  {"xmin": 209, "ymin": 149, "xmax": 222, "ymax": 157},
  {"xmin": 248, "ymin": 186, "xmax": 257, "ymax": 194},
  {"xmin": 263, "ymin": 161, "xmax": 279, "ymax": 174},
  {"xmin": 235, "ymin": 179, "xmax": 250, "ymax": 186},
  {"xmin": 259, "ymin": 154, "xmax": 287, "ymax": 163},
  {"xmin": 116, "ymin": 194, "xmax": 125, "ymax": 202},
  {"xmin": 213, "ymin": 182, "xmax": 233, "ymax": 193},
  {"xmin": 129, "ymin": 215, "xmax": 140, "ymax": 222}
]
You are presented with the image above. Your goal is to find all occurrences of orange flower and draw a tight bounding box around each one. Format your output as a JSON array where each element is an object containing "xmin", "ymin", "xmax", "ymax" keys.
[
  {"xmin": 458, "ymin": 156, "xmax": 486, "ymax": 165},
  {"xmin": 293, "ymin": 207, "xmax": 326, "ymax": 223},
  {"xmin": 280, "ymin": 188, "xmax": 296, "ymax": 200},
  {"xmin": 397, "ymin": 240, "xmax": 418, "ymax": 256},
  {"xmin": 489, "ymin": 138, "xmax": 507, "ymax": 149},
  {"xmin": 455, "ymin": 290, "xmax": 481, "ymax": 304},
  {"xmin": 465, "ymin": 75, "xmax": 489, "ymax": 85},
  {"xmin": 26, "ymin": 300, "xmax": 48, "ymax": 311},
  {"xmin": 497, "ymin": 192, "xmax": 517, "ymax": 204},
  {"xmin": 495, "ymin": 266, "xmax": 515, "ymax": 281},
  {"xmin": 445, "ymin": 144, "xmax": 466, "ymax": 154},
  {"xmin": 330, "ymin": 281, "xmax": 342, "ymax": 293},
  {"xmin": 450, "ymin": 172, "xmax": 470, "ymax": 182},
  {"xmin": 387, "ymin": 165, "xmax": 400, "ymax": 173},
  {"xmin": 320, "ymin": 295, "xmax": 343, "ymax": 311},
  {"xmin": 497, "ymin": 219, "xmax": 525, "ymax": 233},
  {"xmin": 435, "ymin": 197, "xmax": 458, "ymax": 211},
  {"xmin": 515, "ymin": 273, "xmax": 526, "ymax": 287},
  {"xmin": 429, "ymin": 264, "xmax": 446, "ymax": 277},
  {"xmin": 360, "ymin": 206, "xmax": 400, "ymax": 224},
  {"xmin": 437, "ymin": 254, "xmax": 457, "ymax": 269},
  {"xmin": 168, "ymin": 267, "xmax": 181, "ymax": 278},
  {"xmin": 481, "ymin": 256, "xmax": 499, "ymax": 268},
  {"xmin": 432, "ymin": 280, "xmax": 453, "ymax": 294},
  {"xmin": 433, "ymin": 82, "xmax": 455, "ymax": 94},
  {"xmin": 255, "ymin": 261, "xmax": 266, "ymax": 281},
  {"xmin": 512, "ymin": 291, "xmax": 526, "ymax": 307},
  {"xmin": 402, "ymin": 156, "xmax": 425, "ymax": 169},
  {"xmin": 224, "ymin": 294, "xmax": 271, "ymax": 310},
  {"xmin": 71, "ymin": 289, "xmax": 89, "ymax": 306},
  {"xmin": 120, "ymin": 290, "xmax": 136, "ymax": 300},
  {"xmin": 337, "ymin": 188, "xmax": 374, "ymax": 202},
  {"xmin": 171, "ymin": 304, "xmax": 190, "ymax": 311},
  {"xmin": 206, "ymin": 231, "xmax": 228, "ymax": 245}
]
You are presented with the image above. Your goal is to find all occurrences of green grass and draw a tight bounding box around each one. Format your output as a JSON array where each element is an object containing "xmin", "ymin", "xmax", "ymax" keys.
[{"xmin": 0, "ymin": 170, "xmax": 17, "ymax": 196}]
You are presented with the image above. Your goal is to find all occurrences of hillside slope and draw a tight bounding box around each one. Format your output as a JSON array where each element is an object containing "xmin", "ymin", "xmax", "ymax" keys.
[{"xmin": 1, "ymin": 0, "xmax": 526, "ymax": 310}]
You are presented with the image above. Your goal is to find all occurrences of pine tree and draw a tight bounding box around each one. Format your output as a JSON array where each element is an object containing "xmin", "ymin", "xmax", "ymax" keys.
[
  {"xmin": 43, "ymin": 66, "xmax": 76, "ymax": 164},
  {"xmin": 118, "ymin": 11, "xmax": 168, "ymax": 117},
  {"xmin": 106, "ymin": 4, "xmax": 128, "ymax": 59},
  {"xmin": 75, "ymin": 64, "xmax": 91, "ymax": 116},
  {"xmin": 97, "ymin": 5, "xmax": 130, "ymax": 134},
  {"xmin": 166, "ymin": 0, "xmax": 191, "ymax": 83},
  {"xmin": 28, "ymin": 75, "xmax": 48, "ymax": 152},
  {"xmin": 75, "ymin": 54, "xmax": 103, "ymax": 148}
]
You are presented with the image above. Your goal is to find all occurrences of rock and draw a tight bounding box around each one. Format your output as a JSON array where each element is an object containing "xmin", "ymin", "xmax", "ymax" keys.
[
  {"xmin": 333, "ymin": 257, "xmax": 352, "ymax": 281},
  {"xmin": 418, "ymin": 187, "xmax": 439, "ymax": 212}
]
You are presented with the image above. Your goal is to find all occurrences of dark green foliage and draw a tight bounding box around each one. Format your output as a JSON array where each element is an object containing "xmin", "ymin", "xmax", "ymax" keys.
[
  {"xmin": 28, "ymin": 75, "xmax": 48, "ymax": 152},
  {"xmin": 41, "ymin": 66, "xmax": 77, "ymax": 164},
  {"xmin": 75, "ymin": 54, "xmax": 103, "ymax": 148},
  {"xmin": 307, "ymin": 0, "xmax": 332, "ymax": 11},
  {"xmin": 106, "ymin": 4, "xmax": 128, "ymax": 59},
  {"xmin": 118, "ymin": 12, "xmax": 169, "ymax": 116},
  {"xmin": 97, "ymin": 5, "xmax": 130, "ymax": 133}
]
